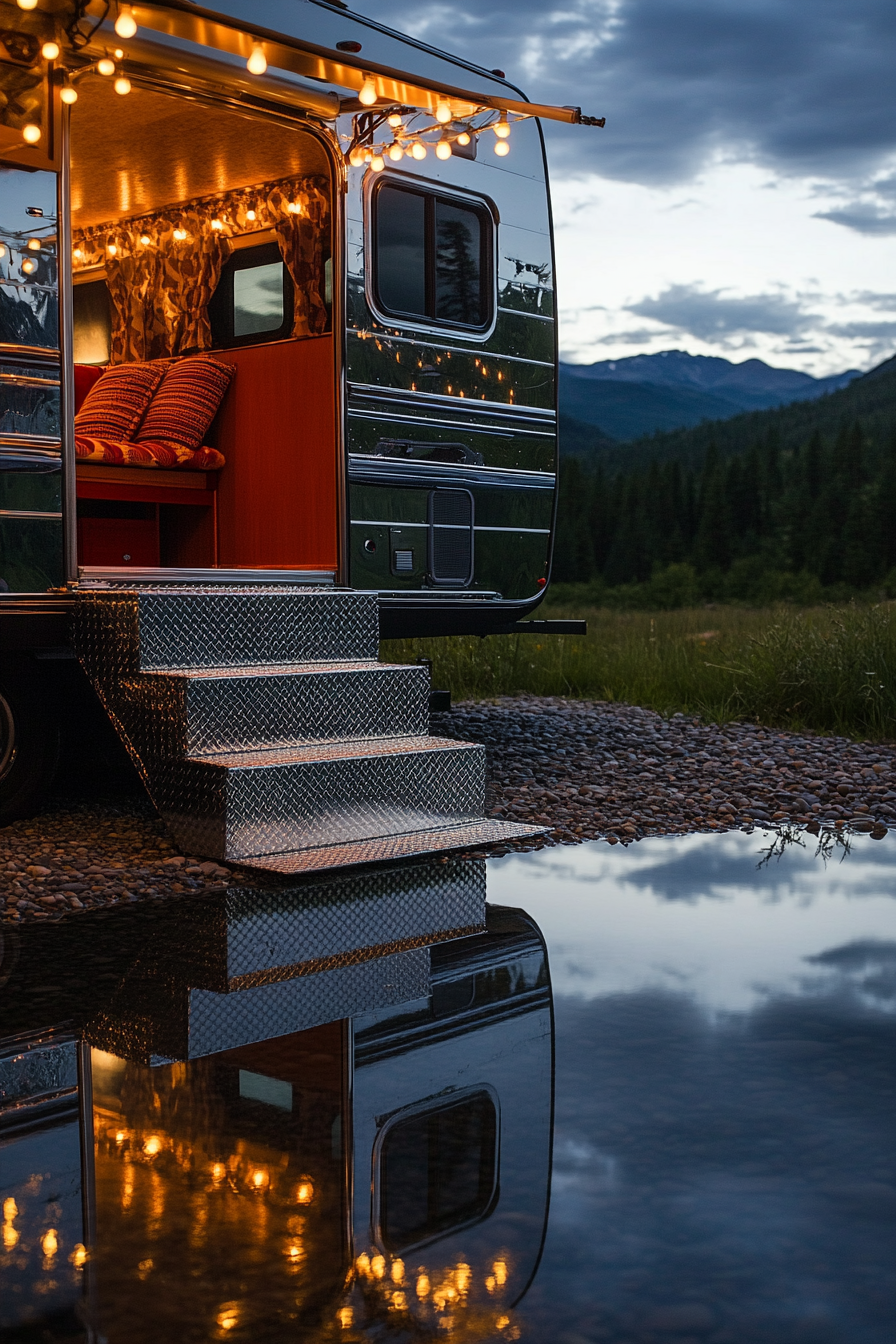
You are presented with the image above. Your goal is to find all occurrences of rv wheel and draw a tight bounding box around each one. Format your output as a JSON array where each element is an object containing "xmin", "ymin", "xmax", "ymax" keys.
[{"xmin": 0, "ymin": 661, "xmax": 61, "ymax": 825}]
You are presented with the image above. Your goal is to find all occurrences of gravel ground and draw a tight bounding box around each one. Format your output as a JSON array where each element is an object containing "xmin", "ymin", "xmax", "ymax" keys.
[{"xmin": 3, "ymin": 696, "xmax": 893, "ymax": 922}]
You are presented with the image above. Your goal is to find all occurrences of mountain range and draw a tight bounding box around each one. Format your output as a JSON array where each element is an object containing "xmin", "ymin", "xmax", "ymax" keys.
[{"xmin": 559, "ymin": 350, "xmax": 860, "ymax": 442}]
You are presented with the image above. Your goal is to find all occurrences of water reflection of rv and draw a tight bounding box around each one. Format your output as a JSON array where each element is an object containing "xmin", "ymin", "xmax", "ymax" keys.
[
  {"xmin": 0, "ymin": 0, "xmax": 598, "ymax": 832},
  {"xmin": 0, "ymin": 862, "xmax": 553, "ymax": 1339}
]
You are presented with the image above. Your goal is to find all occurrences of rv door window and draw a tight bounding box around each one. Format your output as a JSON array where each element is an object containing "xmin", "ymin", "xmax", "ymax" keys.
[
  {"xmin": 373, "ymin": 182, "xmax": 492, "ymax": 330},
  {"xmin": 209, "ymin": 241, "xmax": 293, "ymax": 347},
  {"xmin": 379, "ymin": 1091, "xmax": 497, "ymax": 1251}
]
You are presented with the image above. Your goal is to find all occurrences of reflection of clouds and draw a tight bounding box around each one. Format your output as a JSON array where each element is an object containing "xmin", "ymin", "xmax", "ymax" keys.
[
  {"xmin": 488, "ymin": 832, "xmax": 896, "ymax": 1010},
  {"xmin": 804, "ymin": 939, "xmax": 896, "ymax": 1011},
  {"xmin": 520, "ymin": 982, "xmax": 896, "ymax": 1340}
]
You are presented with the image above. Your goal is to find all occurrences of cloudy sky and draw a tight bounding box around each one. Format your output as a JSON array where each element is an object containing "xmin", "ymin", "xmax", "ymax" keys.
[{"xmin": 360, "ymin": 0, "xmax": 896, "ymax": 376}]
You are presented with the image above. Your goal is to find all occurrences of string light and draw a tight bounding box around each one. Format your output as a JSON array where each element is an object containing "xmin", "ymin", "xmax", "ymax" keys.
[
  {"xmin": 388, "ymin": 142, "xmax": 403, "ymax": 161},
  {"xmin": 358, "ymin": 75, "xmax": 377, "ymax": 106},
  {"xmin": 494, "ymin": 112, "xmax": 511, "ymax": 138},
  {"xmin": 16, "ymin": 0, "xmax": 38, "ymax": 10},
  {"xmin": 0, "ymin": 244, "xmax": 6, "ymax": 258},
  {"xmin": 172, "ymin": 227, "xmax": 188, "ymax": 240},
  {"xmin": 114, "ymin": 47, "xmax": 124, "ymax": 57},
  {"xmin": 387, "ymin": 112, "xmax": 402, "ymax": 127},
  {"xmin": 436, "ymin": 136, "xmax": 452, "ymax": 160},
  {"xmin": 411, "ymin": 141, "xmax": 427, "ymax": 160},
  {"xmin": 107, "ymin": 243, "xmax": 117, "ymax": 255},
  {"xmin": 114, "ymin": 4, "xmax": 137, "ymax": 37},
  {"xmin": 370, "ymin": 154, "xmax": 385, "ymax": 172},
  {"xmin": 41, "ymin": 40, "xmax": 60, "ymax": 60},
  {"xmin": 435, "ymin": 97, "xmax": 451, "ymax": 124},
  {"xmin": 210, "ymin": 218, "xmax": 224, "ymax": 229},
  {"xmin": 139, "ymin": 234, "xmax": 151, "ymax": 245},
  {"xmin": 22, "ymin": 124, "xmax": 41, "ymax": 143},
  {"xmin": 494, "ymin": 139, "xmax": 510, "ymax": 156},
  {"xmin": 245, "ymin": 209, "xmax": 256, "ymax": 221},
  {"xmin": 21, "ymin": 257, "xmax": 36, "ymax": 274},
  {"xmin": 286, "ymin": 201, "xmax": 302, "ymax": 214},
  {"xmin": 114, "ymin": 75, "xmax": 131, "ymax": 94},
  {"xmin": 456, "ymin": 130, "xmax": 471, "ymax": 145},
  {"xmin": 348, "ymin": 145, "xmax": 365, "ymax": 167},
  {"xmin": 97, "ymin": 57, "xmax": 116, "ymax": 76},
  {"xmin": 60, "ymin": 82, "xmax": 78, "ymax": 104},
  {"xmin": 41, "ymin": 1229, "xmax": 58, "ymax": 1257},
  {"xmin": 247, "ymin": 43, "xmax": 267, "ymax": 75},
  {"xmin": 27, "ymin": 237, "xmax": 40, "ymax": 250}
]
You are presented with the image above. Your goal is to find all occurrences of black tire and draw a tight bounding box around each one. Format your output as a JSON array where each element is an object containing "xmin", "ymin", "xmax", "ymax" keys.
[{"xmin": 0, "ymin": 659, "xmax": 61, "ymax": 825}]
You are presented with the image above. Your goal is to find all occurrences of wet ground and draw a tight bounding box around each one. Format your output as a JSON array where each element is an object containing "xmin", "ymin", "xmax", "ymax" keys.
[{"xmin": 2, "ymin": 826, "xmax": 894, "ymax": 1343}]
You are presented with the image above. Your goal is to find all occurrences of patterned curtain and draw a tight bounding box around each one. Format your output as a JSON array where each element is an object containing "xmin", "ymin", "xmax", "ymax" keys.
[{"xmin": 73, "ymin": 173, "xmax": 331, "ymax": 363}]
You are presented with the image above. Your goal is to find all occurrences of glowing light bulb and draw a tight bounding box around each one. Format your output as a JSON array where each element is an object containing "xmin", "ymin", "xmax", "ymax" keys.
[
  {"xmin": 348, "ymin": 145, "xmax": 365, "ymax": 167},
  {"xmin": 114, "ymin": 4, "xmax": 137, "ymax": 37},
  {"xmin": 114, "ymin": 47, "xmax": 124, "ymax": 57},
  {"xmin": 21, "ymin": 257, "xmax": 37, "ymax": 276},
  {"xmin": 494, "ymin": 113, "xmax": 511, "ymax": 138},
  {"xmin": 72, "ymin": 247, "xmax": 82, "ymax": 259},
  {"xmin": 216, "ymin": 1305, "xmax": 239, "ymax": 1332},
  {"xmin": 41, "ymin": 1229, "xmax": 58, "ymax": 1257},
  {"xmin": 107, "ymin": 243, "xmax": 117, "ymax": 255},
  {"xmin": 97, "ymin": 57, "xmax": 116, "ymax": 76},
  {"xmin": 3, "ymin": 1198, "xmax": 17, "ymax": 1221},
  {"xmin": 210, "ymin": 218, "xmax": 224, "ymax": 229},
  {"xmin": 435, "ymin": 97, "xmax": 451, "ymax": 124},
  {"xmin": 172, "ymin": 227, "xmax": 187, "ymax": 240},
  {"xmin": 370, "ymin": 154, "xmax": 385, "ymax": 172},
  {"xmin": 287, "ymin": 200, "xmax": 302, "ymax": 214},
  {"xmin": 411, "ymin": 141, "xmax": 427, "ymax": 160},
  {"xmin": 338, "ymin": 1308, "xmax": 354, "ymax": 1329},
  {"xmin": 115, "ymin": 1130, "xmax": 126, "ymax": 1141},
  {"xmin": 391, "ymin": 1259, "xmax": 405, "ymax": 1283},
  {"xmin": 71, "ymin": 1243, "xmax": 88, "ymax": 1268},
  {"xmin": 245, "ymin": 209, "xmax": 256, "ymax": 221},
  {"xmin": 388, "ymin": 142, "xmax": 403, "ymax": 161},
  {"xmin": 295, "ymin": 1182, "xmax": 314, "ymax": 1204},
  {"xmin": 416, "ymin": 1274, "xmax": 430, "ymax": 1298},
  {"xmin": 211, "ymin": 1162, "xmax": 226, "ymax": 1181},
  {"xmin": 41, "ymin": 40, "xmax": 60, "ymax": 60},
  {"xmin": 247, "ymin": 43, "xmax": 266, "ymax": 75},
  {"xmin": 3, "ymin": 1222, "xmax": 18, "ymax": 1250},
  {"xmin": 139, "ymin": 234, "xmax": 151, "ymax": 245},
  {"xmin": 60, "ymin": 83, "xmax": 78, "ymax": 104},
  {"xmin": 17, "ymin": 0, "xmax": 38, "ymax": 10},
  {"xmin": 436, "ymin": 137, "xmax": 451, "ymax": 160},
  {"xmin": 22, "ymin": 124, "xmax": 41, "ymax": 144},
  {"xmin": 494, "ymin": 139, "xmax": 509, "ymax": 156},
  {"xmin": 387, "ymin": 112, "xmax": 402, "ymax": 127},
  {"xmin": 358, "ymin": 75, "xmax": 377, "ymax": 106},
  {"xmin": 143, "ymin": 1134, "xmax": 162, "ymax": 1155},
  {"xmin": 27, "ymin": 237, "xmax": 40, "ymax": 250},
  {"xmin": 114, "ymin": 76, "xmax": 131, "ymax": 94},
  {"xmin": 456, "ymin": 130, "xmax": 471, "ymax": 145},
  {"xmin": 371, "ymin": 1254, "xmax": 386, "ymax": 1279}
]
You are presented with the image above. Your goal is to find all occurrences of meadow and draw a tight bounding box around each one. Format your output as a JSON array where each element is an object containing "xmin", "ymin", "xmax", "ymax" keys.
[{"xmin": 382, "ymin": 601, "xmax": 896, "ymax": 740}]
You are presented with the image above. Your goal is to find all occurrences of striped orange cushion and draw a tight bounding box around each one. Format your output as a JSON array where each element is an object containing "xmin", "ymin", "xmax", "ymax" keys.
[
  {"xmin": 74, "ymin": 362, "xmax": 167, "ymax": 440},
  {"xmin": 135, "ymin": 356, "xmax": 234, "ymax": 453},
  {"xmin": 75, "ymin": 436, "xmax": 225, "ymax": 469}
]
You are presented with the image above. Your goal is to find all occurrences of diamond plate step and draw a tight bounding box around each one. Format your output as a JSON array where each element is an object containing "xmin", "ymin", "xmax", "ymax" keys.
[
  {"xmin": 75, "ymin": 586, "xmax": 378, "ymax": 672},
  {"xmin": 240, "ymin": 820, "xmax": 548, "ymax": 874},
  {"xmin": 155, "ymin": 736, "xmax": 486, "ymax": 860},
  {"xmin": 121, "ymin": 660, "xmax": 429, "ymax": 757}
]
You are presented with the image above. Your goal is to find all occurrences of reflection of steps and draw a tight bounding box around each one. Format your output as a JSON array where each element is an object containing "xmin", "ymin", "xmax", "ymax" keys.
[{"xmin": 75, "ymin": 586, "xmax": 540, "ymax": 870}]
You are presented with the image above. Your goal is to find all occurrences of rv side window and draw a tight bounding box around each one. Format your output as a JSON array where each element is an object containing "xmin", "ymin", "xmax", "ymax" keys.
[
  {"xmin": 374, "ymin": 182, "xmax": 492, "ymax": 330},
  {"xmin": 209, "ymin": 241, "xmax": 293, "ymax": 347},
  {"xmin": 379, "ymin": 1091, "xmax": 497, "ymax": 1251}
]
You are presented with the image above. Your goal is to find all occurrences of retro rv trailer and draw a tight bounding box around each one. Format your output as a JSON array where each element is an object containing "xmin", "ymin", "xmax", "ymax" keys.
[
  {"xmin": 0, "ymin": 0, "xmax": 600, "ymax": 845},
  {"xmin": 1, "ymin": 863, "xmax": 553, "ymax": 1340}
]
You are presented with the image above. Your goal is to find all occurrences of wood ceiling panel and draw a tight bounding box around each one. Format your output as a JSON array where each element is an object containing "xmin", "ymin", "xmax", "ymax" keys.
[{"xmin": 70, "ymin": 79, "xmax": 329, "ymax": 229}]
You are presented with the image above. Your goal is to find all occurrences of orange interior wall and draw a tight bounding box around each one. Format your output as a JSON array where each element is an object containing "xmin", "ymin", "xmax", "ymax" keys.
[{"xmin": 213, "ymin": 336, "xmax": 338, "ymax": 570}]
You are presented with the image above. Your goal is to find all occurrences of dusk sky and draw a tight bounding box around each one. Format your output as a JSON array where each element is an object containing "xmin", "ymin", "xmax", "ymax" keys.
[{"xmin": 363, "ymin": 0, "xmax": 896, "ymax": 376}]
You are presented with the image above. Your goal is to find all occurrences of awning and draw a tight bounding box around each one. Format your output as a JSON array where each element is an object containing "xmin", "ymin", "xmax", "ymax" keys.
[{"xmin": 82, "ymin": 0, "xmax": 605, "ymax": 126}]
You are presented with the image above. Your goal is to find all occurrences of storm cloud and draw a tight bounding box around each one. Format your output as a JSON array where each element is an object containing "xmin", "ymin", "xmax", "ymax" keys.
[{"xmin": 363, "ymin": 0, "xmax": 896, "ymax": 189}]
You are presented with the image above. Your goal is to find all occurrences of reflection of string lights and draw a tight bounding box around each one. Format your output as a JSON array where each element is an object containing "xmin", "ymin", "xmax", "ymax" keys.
[
  {"xmin": 40, "ymin": 1228, "xmax": 58, "ymax": 1258},
  {"xmin": 344, "ymin": 104, "xmax": 522, "ymax": 172},
  {"xmin": 143, "ymin": 1135, "xmax": 162, "ymax": 1156}
]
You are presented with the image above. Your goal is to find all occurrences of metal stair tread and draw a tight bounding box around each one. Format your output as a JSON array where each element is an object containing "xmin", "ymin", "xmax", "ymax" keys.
[
  {"xmin": 238, "ymin": 820, "xmax": 548, "ymax": 874},
  {"xmin": 141, "ymin": 659, "xmax": 410, "ymax": 681},
  {"xmin": 187, "ymin": 734, "xmax": 477, "ymax": 770}
]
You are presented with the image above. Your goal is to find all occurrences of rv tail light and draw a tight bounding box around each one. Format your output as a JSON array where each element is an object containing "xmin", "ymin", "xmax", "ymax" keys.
[{"xmin": 247, "ymin": 43, "xmax": 267, "ymax": 75}]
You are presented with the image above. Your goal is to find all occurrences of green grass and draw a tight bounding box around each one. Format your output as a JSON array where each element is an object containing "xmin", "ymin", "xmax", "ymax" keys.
[{"xmin": 382, "ymin": 602, "xmax": 896, "ymax": 740}]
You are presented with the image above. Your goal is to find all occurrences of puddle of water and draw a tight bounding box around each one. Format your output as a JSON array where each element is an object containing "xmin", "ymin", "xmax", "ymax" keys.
[{"xmin": 1, "ymin": 831, "xmax": 894, "ymax": 1343}]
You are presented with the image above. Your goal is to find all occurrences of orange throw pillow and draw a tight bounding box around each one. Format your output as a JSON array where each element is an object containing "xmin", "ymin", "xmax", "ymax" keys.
[
  {"xmin": 136, "ymin": 356, "xmax": 234, "ymax": 453},
  {"xmin": 74, "ymin": 362, "xmax": 166, "ymax": 440}
]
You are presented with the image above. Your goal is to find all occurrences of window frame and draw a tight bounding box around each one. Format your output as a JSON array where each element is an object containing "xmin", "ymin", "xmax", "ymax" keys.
[
  {"xmin": 208, "ymin": 238, "xmax": 294, "ymax": 349},
  {"xmin": 367, "ymin": 173, "xmax": 497, "ymax": 339},
  {"xmin": 372, "ymin": 1085, "xmax": 501, "ymax": 1255}
]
